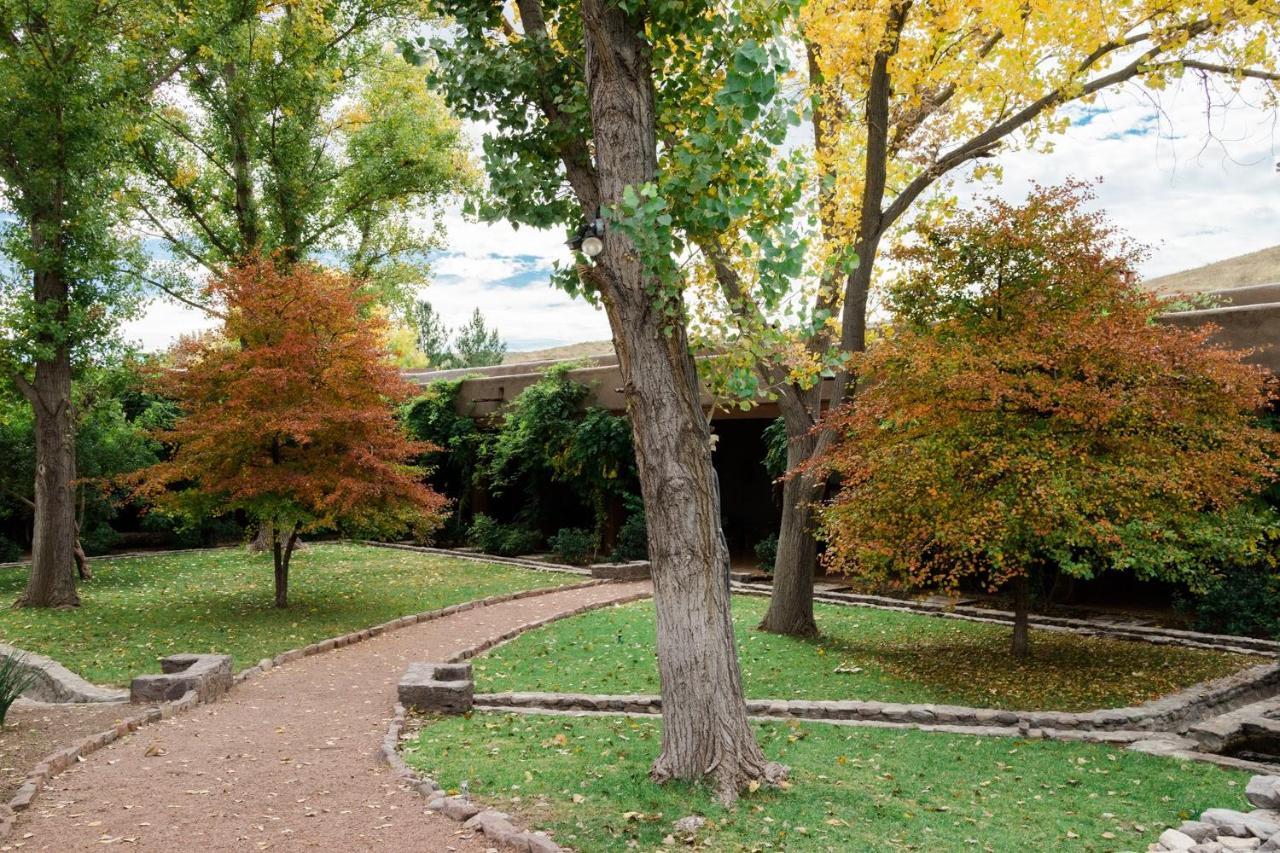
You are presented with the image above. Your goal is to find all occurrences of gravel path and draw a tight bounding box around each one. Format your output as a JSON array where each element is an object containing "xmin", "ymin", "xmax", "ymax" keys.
[{"xmin": 11, "ymin": 581, "xmax": 650, "ymax": 852}]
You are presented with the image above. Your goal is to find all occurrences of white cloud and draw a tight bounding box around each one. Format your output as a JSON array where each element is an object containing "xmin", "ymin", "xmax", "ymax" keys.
[
  {"xmin": 957, "ymin": 76, "xmax": 1279, "ymax": 278},
  {"xmin": 121, "ymin": 297, "xmax": 219, "ymax": 352}
]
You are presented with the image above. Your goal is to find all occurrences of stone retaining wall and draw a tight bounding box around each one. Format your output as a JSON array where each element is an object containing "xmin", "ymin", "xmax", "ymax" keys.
[
  {"xmin": 0, "ymin": 643, "xmax": 127, "ymax": 704},
  {"xmin": 474, "ymin": 661, "xmax": 1280, "ymax": 735},
  {"xmin": 734, "ymin": 583, "xmax": 1279, "ymax": 657}
]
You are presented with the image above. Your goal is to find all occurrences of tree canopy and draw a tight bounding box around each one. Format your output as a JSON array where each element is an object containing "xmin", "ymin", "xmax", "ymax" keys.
[
  {"xmin": 130, "ymin": 0, "xmax": 472, "ymax": 314},
  {"xmin": 817, "ymin": 185, "xmax": 1280, "ymax": 656},
  {"xmin": 133, "ymin": 255, "xmax": 448, "ymax": 606}
]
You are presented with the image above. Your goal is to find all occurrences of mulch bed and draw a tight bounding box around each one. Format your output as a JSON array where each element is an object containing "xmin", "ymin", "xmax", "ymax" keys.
[{"xmin": 0, "ymin": 701, "xmax": 143, "ymax": 801}]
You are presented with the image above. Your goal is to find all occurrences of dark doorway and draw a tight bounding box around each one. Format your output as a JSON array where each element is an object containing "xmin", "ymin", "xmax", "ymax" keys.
[{"xmin": 711, "ymin": 418, "xmax": 781, "ymax": 564}]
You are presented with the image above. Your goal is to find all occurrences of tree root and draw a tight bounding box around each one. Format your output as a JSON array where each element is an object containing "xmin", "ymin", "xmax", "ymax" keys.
[{"xmin": 650, "ymin": 754, "xmax": 791, "ymax": 807}]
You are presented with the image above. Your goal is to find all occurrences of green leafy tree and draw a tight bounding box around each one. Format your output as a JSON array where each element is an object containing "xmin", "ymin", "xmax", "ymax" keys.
[
  {"xmin": 428, "ymin": 0, "xmax": 803, "ymax": 799},
  {"xmin": 130, "ymin": 0, "xmax": 471, "ymax": 312},
  {"xmin": 483, "ymin": 366, "xmax": 636, "ymax": 541},
  {"xmin": 818, "ymin": 185, "xmax": 1280, "ymax": 658},
  {"xmin": 452, "ymin": 307, "xmax": 506, "ymax": 367},
  {"xmin": 0, "ymin": 360, "xmax": 172, "ymax": 570},
  {"xmin": 413, "ymin": 300, "xmax": 455, "ymax": 368},
  {"xmin": 403, "ymin": 379, "xmax": 486, "ymax": 534},
  {"xmin": 0, "ymin": 0, "xmax": 242, "ymax": 606}
]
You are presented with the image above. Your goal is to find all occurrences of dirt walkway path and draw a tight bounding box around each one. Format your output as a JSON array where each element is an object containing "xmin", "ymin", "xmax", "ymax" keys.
[{"xmin": 12, "ymin": 581, "xmax": 650, "ymax": 852}]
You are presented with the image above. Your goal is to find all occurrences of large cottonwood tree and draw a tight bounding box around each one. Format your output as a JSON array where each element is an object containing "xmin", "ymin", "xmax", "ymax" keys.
[
  {"xmin": 742, "ymin": 0, "xmax": 1280, "ymax": 638},
  {"xmin": 429, "ymin": 0, "xmax": 802, "ymax": 800},
  {"xmin": 0, "ymin": 0, "xmax": 245, "ymax": 606},
  {"xmin": 130, "ymin": 0, "xmax": 470, "ymax": 311}
]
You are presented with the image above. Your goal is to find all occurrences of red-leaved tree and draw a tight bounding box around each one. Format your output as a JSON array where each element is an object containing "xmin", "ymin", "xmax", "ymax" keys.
[
  {"xmin": 817, "ymin": 184, "xmax": 1279, "ymax": 657},
  {"xmin": 133, "ymin": 255, "xmax": 448, "ymax": 607}
]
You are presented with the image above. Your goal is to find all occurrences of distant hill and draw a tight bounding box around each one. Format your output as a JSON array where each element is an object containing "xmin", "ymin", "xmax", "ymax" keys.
[
  {"xmin": 503, "ymin": 340, "xmax": 614, "ymax": 364},
  {"xmin": 1143, "ymin": 245, "xmax": 1280, "ymax": 296}
]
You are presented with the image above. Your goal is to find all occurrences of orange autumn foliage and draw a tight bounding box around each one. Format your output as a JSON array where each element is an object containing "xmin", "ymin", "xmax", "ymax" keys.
[
  {"xmin": 133, "ymin": 255, "xmax": 448, "ymax": 540},
  {"xmin": 818, "ymin": 184, "xmax": 1280, "ymax": 601}
]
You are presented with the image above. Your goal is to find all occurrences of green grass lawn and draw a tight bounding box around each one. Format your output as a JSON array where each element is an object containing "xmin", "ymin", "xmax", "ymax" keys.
[
  {"xmin": 475, "ymin": 597, "xmax": 1254, "ymax": 712},
  {"xmin": 405, "ymin": 711, "xmax": 1245, "ymax": 852},
  {"xmin": 0, "ymin": 542, "xmax": 580, "ymax": 685}
]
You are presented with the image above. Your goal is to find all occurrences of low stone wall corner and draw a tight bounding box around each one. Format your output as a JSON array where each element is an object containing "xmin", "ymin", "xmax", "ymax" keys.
[{"xmin": 130, "ymin": 653, "xmax": 232, "ymax": 704}]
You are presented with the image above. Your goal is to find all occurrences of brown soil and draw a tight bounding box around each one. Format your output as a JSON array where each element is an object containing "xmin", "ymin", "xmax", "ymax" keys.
[{"xmin": 0, "ymin": 703, "xmax": 144, "ymax": 802}]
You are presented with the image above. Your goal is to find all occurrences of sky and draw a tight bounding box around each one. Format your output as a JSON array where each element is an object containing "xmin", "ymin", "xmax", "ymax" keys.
[{"xmin": 121, "ymin": 73, "xmax": 1280, "ymax": 354}]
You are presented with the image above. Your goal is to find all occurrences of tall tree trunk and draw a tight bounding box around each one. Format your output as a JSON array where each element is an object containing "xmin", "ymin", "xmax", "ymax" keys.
[
  {"xmin": 17, "ymin": 188, "xmax": 80, "ymax": 608},
  {"xmin": 1011, "ymin": 574, "xmax": 1030, "ymax": 659},
  {"xmin": 581, "ymin": 0, "xmax": 782, "ymax": 803},
  {"xmin": 17, "ymin": 261, "xmax": 79, "ymax": 607},
  {"xmin": 757, "ymin": 32, "xmax": 891, "ymax": 636},
  {"xmin": 759, "ymin": 419, "xmax": 822, "ymax": 637},
  {"xmin": 224, "ymin": 59, "xmax": 259, "ymax": 254}
]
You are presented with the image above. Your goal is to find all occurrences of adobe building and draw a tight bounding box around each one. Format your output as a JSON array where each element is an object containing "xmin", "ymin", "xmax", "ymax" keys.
[{"xmin": 406, "ymin": 249, "xmax": 1280, "ymax": 559}]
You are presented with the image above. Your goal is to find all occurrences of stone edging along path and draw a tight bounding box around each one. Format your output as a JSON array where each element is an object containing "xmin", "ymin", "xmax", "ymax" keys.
[
  {"xmin": 366, "ymin": 541, "xmax": 1280, "ymax": 657},
  {"xmin": 473, "ymin": 659, "xmax": 1280, "ymax": 737},
  {"xmin": 378, "ymin": 585, "xmax": 655, "ymax": 853},
  {"xmin": 733, "ymin": 582, "xmax": 1280, "ymax": 657},
  {"xmin": 0, "ymin": 576, "xmax": 616, "ymax": 845}
]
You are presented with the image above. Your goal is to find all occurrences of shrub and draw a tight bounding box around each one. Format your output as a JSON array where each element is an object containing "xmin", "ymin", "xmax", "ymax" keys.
[
  {"xmin": 1184, "ymin": 565, "xmax": 1280, "ymax": 639},
  {"xmin": 140, "ymin": 512, "xmax": 243, "ymax": 548},
  {"xmin": 550, "ymin": 527, "xmax": 596, "ymax": 566},
  {"xmin": 79, "ymin": 522, "xmax": 121, "ymax": 557},
  {"xmin": 754, "ymin": 534, "xmax": 778, "ymax": 573},
  {"xmin": 468, "ymin": 514, "xmax": 541, "ymax": 557},
  {"xmin": 0, "ymin": 653, "xmax": 36, "ymax": 726},
  {"xmin": 612, "ymin": 502, "xmax": 648, "ymax": 562},
  {"xmin": 0, "ymin": 537, "xmax": 22, "ymax": 563}
]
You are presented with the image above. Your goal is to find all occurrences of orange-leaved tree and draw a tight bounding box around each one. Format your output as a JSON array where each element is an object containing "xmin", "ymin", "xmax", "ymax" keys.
[
  {"xmin": 133, "ymin": 255, "xmax": 448, "ymax": 607},
  {"xmin": 817, "ymin": 183, "xmax": 1279, "ymax": 657}
]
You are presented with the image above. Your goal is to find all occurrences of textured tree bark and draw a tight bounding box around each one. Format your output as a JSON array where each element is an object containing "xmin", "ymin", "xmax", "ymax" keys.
[
  {"xmin": 18, "ymin": 342, "xmax": 79, "ymax": 608},
  {"xmin": 1011, "ymin": 574, "xmax": 1030, "ymax": 658},
  {"xmin": 580, "ymin": 0, "xmax": 783, "ymax": 803},
  {"xmin": 757, "ymin": 32, "xmax": 890, "ymax": 636},
  {"xmin": 759, "ymin": 426, "xmax": 821, "ymax": 637}
]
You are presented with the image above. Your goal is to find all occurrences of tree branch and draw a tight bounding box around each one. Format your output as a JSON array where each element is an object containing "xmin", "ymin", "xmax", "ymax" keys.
[
  {"xmin": 515, "ymin": 0, "xmax": 600, "ymax": 213},
  {"xmin": 119, "ymin": 267, "xmax": 227, "ymax": 319},
  {"xmin": 1151, "ymin": 59, "xmax": 1280, "ymax": 82}
]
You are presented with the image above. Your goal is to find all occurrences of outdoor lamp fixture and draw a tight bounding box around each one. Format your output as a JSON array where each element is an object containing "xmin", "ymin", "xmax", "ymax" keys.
[{"xmin": 567, "ymin": 210, "xmax": 605, "ymax": 258}]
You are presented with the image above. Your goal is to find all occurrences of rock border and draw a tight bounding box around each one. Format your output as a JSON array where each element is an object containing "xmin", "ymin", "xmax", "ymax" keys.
[
  {"xmin": 0, "ymin": 642, "xmax": 127, "ymax": 704},
  {"xmin": 0, "ymin": 576, "xmax": 622, "ymax": 843},
  {"xmin": 382, "ymin": 586, "xmax": 655, "ymax": 852},
  {"xmin": 0, "ymin": 688, "xmax": 199, "ymax": 841},
  {"xmin": 360, "ymin": 540, "xmax": 593, "ymax": 577},
  {"xmin": 1145, "ymin": 773, "xmax": 1280, "ymax": 851},
  {"xmin": 473, "ymin": 660, "xmax": 1280, "ymax": 735},
  {"xmin": 368, "ymin": 542, "xmax": 1280, "ymax": 657},
  {"xmin": 229, "ymin": 577, "xmax": 612, "ymax": 687},
  {"xmin": 733, "ymin": 583, "xmax": 1279, "ymax": 657}
]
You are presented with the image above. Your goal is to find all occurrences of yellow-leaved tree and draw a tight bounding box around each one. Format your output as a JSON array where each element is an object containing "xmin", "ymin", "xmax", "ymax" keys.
[{"xmin": 732, "ymin": 0, "xmax": 1280, "ymax": 637}]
